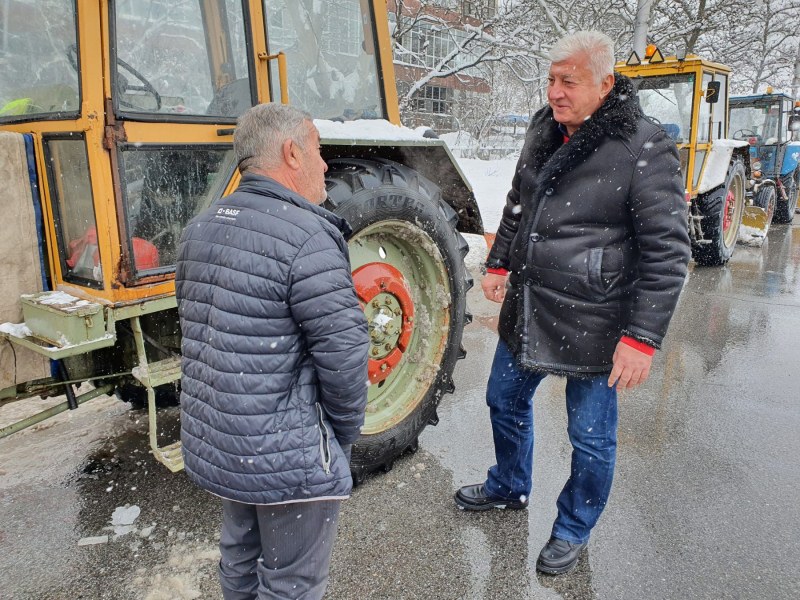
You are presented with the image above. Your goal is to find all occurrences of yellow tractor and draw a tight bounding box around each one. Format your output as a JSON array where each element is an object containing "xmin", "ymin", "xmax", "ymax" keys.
[
  {"xmin": 0, "ymin": 0, "xmax": 483, "ymax": 482},
  {"xmin": 617, "ymin": 46, "xmax": 765, "ymax": 264}
]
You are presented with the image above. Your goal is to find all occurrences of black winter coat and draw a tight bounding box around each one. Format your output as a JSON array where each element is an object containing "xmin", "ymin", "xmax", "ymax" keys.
[
  {"xmin": 486, "ymin": 75, "xmax": 691, "ymax": 375},
  {"xmin": 176, "ymin": 174, "xmax": 369, "ymax": 505}
]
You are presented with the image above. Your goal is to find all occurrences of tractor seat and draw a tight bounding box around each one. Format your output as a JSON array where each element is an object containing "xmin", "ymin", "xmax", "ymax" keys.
[{"xmin": 662, "ymin": 123, "xmax": 681, "ymax": 141}]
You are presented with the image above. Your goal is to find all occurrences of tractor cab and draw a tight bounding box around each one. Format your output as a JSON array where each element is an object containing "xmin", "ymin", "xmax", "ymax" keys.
[
  {"xmin": 617, "ymin": 48, "xmax": 752, "ymax": 264},
  {"xmin": 617, "ymin": 49, "xmax": 736, "ymax": 204},
  {"xmin": 730, "ymin": 92, "xmax": 800, "ymax": 223}
]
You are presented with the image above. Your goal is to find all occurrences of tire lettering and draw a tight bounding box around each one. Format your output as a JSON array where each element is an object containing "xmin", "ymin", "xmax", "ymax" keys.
[{"xmin": 368, "ymin": 195, "xmax": 418, "ymax": 211}]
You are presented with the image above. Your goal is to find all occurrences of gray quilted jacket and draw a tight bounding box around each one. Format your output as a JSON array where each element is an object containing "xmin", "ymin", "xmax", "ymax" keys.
[{"xmin": 176, "ymin": 173, "xmax": 369, "ymax": 505}]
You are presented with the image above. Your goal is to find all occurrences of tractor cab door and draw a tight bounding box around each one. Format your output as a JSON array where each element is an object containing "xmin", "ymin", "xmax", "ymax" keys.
[
  {"xmin": 108, "ymin": 0, "xmax": 256, "ymax": 286},
  {"xmin": 630, "ymin": 72, "xmax": 696, "ymax": 193},
  {"xmin": 261, "ymin": 0, "xmax": 387, "ymax": 121}
]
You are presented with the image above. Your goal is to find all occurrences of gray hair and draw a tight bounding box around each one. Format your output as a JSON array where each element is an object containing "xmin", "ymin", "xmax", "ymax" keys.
[
  {"xmin": 234, "ymin": 103, "xmax": 313, "ymax": 173},
  {"xmin": 548, "ymin": 31, "xmax": 616, "ymax": 84}
]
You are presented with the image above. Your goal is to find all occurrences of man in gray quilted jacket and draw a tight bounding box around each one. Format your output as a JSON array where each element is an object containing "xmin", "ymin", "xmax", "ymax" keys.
[{"xmin": 176, "ymin": 103, "xmax": 369, "ymax": 600}]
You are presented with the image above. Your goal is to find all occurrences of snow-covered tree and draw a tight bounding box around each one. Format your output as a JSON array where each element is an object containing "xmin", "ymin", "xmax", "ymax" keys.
[{"xmin": 388, "ymin": 1, "xmax": 543, "ymax": 115}]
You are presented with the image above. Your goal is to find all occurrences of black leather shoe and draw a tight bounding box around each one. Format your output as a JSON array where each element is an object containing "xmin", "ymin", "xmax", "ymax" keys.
[
  {"xmin": 536, "ymin": 537, "xmax": 587, "ymax": 574},
  {"xmin": 454, "ymin": 484, "xmax": 528, "ymax": 511}
]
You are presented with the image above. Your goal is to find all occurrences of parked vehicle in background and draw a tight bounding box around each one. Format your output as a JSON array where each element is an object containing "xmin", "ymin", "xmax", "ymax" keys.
[
  {"xmin": 0, "ymin": 0, "xmax": 483, "ymax": 482},
  {"xmin": 730, "ymin": 92, "xmax": 800, "ymax": 228},
  {"xmin": 617, "ymin": 46, "xmax": 758, "ymax": 265}
]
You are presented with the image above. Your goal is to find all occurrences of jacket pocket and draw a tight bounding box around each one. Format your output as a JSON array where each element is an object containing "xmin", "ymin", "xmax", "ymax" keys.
[
  {"xmin": 588, "ymin": 247, "xmax": 623, "ymax": 298},
  {"xmin": 316, "ymin": 403, "xmax": 332, "ymax": 474}
]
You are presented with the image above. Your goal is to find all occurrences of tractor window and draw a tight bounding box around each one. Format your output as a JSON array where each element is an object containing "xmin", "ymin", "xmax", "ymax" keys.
[
  {"xmin": 698, "ymin": 73, "xmax": 713, "ymax": 143},
  {"xmin": 119, "ymin": 145, "xmax": 236, "ymax": 276},
  {"xmin": 712, "ymin": 73, "xmax": 728, "ymax": 139},
  {"xmin": 632, "ymin": 73, "xmax": 694, "ymax": 144},
  {"xmin": 0, "ymin": 0, "xmax": 80, "ymax": 122},
  {"xmin": 730, "ymin": 102, "xmax": 782, "ymax": 145},
  {"xmin": 43, "ymin": 135, "xmax": 103, "ymax": 288},
  {"xmin": 264, "ymin": 0, "xmax": 385, "ymax": 121},
  {"xmin": 113, "ymin": 0, "xmax": 252, "ymax": 119}
]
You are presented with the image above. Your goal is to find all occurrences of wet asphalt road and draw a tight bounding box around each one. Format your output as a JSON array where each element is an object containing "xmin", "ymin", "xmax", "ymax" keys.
[{"xmin": 1, "ymin": 219, "xmax": 799, "ymax": 600}]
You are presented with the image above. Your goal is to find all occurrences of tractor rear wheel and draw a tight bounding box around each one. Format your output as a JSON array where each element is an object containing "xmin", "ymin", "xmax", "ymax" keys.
[
  {"xmin": 774, "ymin": 170, "xmax": 799, "ymax": 223},
  {"xmin": 692, "ymin": 160, "xmax": 746, "ymax": 266},
  {"xmin": 325, "ymin": 158, "xmax": 470, "ymax": 482}
]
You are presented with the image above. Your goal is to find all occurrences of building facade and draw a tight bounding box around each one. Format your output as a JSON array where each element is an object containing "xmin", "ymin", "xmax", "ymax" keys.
[{"xmin": 388, "ymin": 0, "xmax": 498, "ymax": 132}]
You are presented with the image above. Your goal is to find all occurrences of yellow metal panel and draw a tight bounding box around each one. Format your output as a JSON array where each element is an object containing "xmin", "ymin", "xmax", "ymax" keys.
[
  {"xmin": 120, "ymin": 122, "xmax": 234, "ymax": 144},
  {"xmin": 372, "ymin": 0, "xmax": 401, "ymax": 125},
  {"xmin": 248, "ymin": 1, "xmax": 271, "ymax": 104}
]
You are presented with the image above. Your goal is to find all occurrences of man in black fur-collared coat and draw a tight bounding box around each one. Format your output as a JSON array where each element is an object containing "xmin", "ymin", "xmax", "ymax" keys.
[{"xmin": 454, "ymin": 31, "xmax": 691, "ymax": 575}]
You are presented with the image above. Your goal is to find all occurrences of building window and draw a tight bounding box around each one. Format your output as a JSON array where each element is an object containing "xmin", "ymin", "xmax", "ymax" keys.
[
  {"xmin": 414, "ymin": 86, "xmax": 450, "ymax": 114},
  {"xmin": 321, "ymin": 0, "xmax": 362, "ymax": 57},
  {"xmin": 462, "ymin": 1, "xmax": 496, "ymax": 19},
  {"xmin": 406, "ymin": 25, "xmax": 456, "ymax": 69}
]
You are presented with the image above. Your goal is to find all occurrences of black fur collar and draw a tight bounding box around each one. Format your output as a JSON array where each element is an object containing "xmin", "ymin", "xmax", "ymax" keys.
[{"xmin": 528, "ymin": 74, "xmax": 642, "ymax": 189}]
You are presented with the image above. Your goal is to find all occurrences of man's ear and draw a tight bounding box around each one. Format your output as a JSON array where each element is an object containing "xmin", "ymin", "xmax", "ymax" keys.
[
  {"xmin": 601, "ymin": 73, "xmax": 615, "ymax": 97},
  {"xmin": 282, "ymin": 138, "xmax": 300, "ymax": 169}
]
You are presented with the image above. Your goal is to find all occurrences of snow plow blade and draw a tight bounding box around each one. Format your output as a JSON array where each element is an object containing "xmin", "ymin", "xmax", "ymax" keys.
[{"xmin": 739, "ymin": 205, "xmax": 770, "ymax": 246}]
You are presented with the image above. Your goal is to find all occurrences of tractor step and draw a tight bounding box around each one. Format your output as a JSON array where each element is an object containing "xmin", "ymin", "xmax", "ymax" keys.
[
  {"xmin": 131, "ymin": 355, "xmax": 181, "ymax": 388},
  {"xmin": 153, "ymin": 440, "xmax": 184, "ymax": 473},
  {"xmin": 130, "ymin": 316, "xmax": 184, "ymax": 472}
]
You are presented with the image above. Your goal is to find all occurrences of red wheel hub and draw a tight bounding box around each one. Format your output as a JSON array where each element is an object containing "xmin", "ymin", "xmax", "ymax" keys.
[
  {"xmin": 722, "ymin": 189, "xmax": 735, "ymax": 232},
  {"xmin": 352, "ymin": 262, "xmax": 414, "ymax": 385}
]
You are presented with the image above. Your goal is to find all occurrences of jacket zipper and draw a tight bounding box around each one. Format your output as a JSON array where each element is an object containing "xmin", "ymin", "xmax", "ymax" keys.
[{"xmin": 316, "ymin": 403, "xmax": 332, "ymax": 474}]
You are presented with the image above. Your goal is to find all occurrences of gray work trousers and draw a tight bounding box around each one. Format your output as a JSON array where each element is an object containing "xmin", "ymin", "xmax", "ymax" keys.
[{"xmin": 218, "ymin": 497, "xmax": 342, "ymax": 600}]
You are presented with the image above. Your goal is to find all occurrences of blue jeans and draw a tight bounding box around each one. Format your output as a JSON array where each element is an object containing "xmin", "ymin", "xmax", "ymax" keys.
[{"xmin": 484, "ymin": 339, "xmax": 618, "ymax": 544}]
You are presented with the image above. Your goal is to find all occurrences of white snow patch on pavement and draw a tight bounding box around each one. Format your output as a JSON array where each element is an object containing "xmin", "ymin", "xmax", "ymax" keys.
[
  {"xmin": 112, "ymin": 505, "xmax": 141, "ymax": 535},
  {"xmin": 77, "ymin": 535, "xmax": 109, "ymax": 546},
  {"xmin": 134, "ymin": 541, "xmax": 220, "ymax": 600}
]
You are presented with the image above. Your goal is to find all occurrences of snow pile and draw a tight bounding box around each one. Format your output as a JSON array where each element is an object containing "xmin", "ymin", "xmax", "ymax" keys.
[
  {"xmin": 453, "ymin": 156, "xmax": 517, "ymax": 233},
  {"xmin": 31, "ymin": 291, "xmax": 85, "ymax": 306},
  {"xmin": 315, "ymin": 119, "xmax": 431, "ymax": 142},
  {"xmin": 0, "ymin": 322, "xmax": 32, "ymax": 338},
  {"xmin": 462, "ymin": 233, "xmax": 489, "ymax": 275},
  {"xmin": 439, "ymin": 131, "xmax": 480, "ymax": 158},
  {"xmin": 738, "ymin": 224, "xmax": 767, "ymax": 247}
]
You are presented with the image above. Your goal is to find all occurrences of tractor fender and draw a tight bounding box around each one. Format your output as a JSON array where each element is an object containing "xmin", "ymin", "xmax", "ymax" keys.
[
  {"xmin": 317, "ymin": 122, "xmax": 484, "ymax": 235},
  {"xmin": 780, "ymin": 142, "xmax": 800, "ymax": 177},
  {"xmin": 698, "ymin": 139, "xmax": 749, "ymax": 195}
]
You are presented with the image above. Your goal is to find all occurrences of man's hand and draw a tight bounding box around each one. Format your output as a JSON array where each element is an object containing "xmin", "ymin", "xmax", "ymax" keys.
[
  {"xmin": 482, "ymin": 272, "xmax": 508, "ymax": 303},
  {"xmin": 607, "ymin": 341, "xmax": 653, "ymax": 389}
]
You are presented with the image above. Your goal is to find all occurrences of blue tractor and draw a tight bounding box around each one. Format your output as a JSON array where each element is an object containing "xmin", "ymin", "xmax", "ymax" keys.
[{"xmin": 730, "ymin": 92, "xmax": 800, "ymax": 229}]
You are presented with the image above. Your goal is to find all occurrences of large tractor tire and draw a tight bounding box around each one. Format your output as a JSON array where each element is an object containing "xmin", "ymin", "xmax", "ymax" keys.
[
  {"xmin": 774, "ymin": 169, "xmax": 799, "ymax": 223},
  {"xmin": 325, "ymin": 158, "xmax": 471, "ymax": 482},
  {"xmin": 692, "ymin": 160, "xmax": 746, "ymax": 266}
]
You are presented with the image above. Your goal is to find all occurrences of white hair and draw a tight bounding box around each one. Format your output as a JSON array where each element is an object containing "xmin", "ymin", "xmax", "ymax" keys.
[
  {"xmin": 548, "ymin": 31, "xmax": 616, "ymax": 84},
  {"xmin": 234, "ymin": 103, "xmax": 312, "ymax": 173}
]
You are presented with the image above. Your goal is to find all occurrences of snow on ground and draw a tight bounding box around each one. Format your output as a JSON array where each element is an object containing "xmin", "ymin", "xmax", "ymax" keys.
[{"xmin": 452, "ymin": 156, "xmax": 517, "ymax": 233}]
